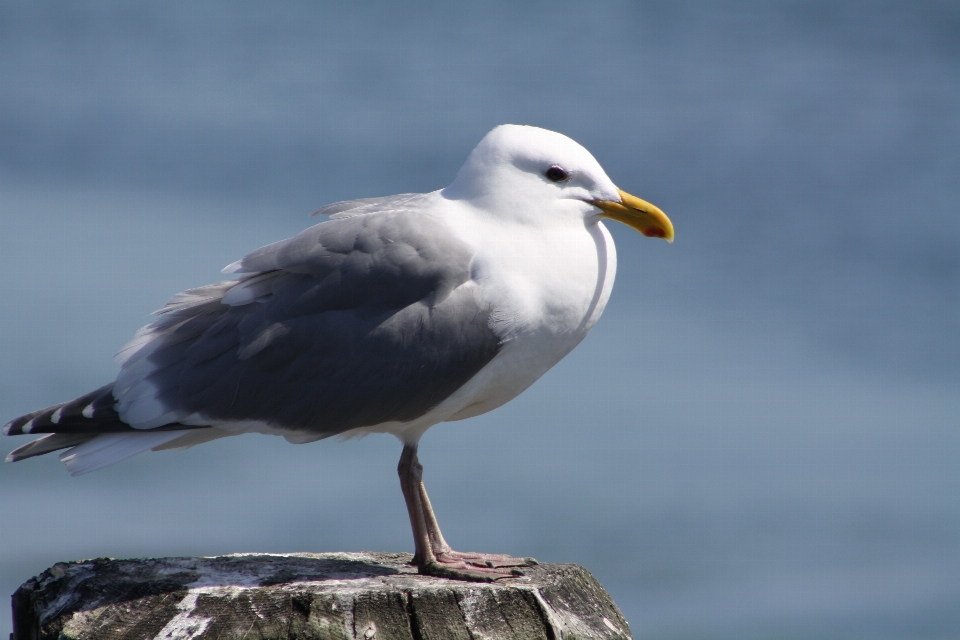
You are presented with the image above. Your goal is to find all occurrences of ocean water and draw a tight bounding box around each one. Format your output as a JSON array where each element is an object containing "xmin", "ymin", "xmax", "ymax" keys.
[{"xmin": 1, "ymin": 2, "xmax": 958, "ymax": 638}]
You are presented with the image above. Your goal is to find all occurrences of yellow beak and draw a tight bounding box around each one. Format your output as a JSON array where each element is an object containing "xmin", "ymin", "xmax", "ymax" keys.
[{"xmin": 593, "ymin": 189, "xmax": 674, "ymax": 243}]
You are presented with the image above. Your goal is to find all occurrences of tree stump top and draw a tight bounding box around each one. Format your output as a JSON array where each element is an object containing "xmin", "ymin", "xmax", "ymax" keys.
[{"xmin": 12, "ymin": 551, "xmax": 631, "ymax": 639}]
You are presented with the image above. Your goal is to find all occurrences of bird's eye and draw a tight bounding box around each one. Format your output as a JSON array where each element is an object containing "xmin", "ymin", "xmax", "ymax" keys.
[{"xmin": 544, "ymin": 166, "xmax": 569, "ymax": 182}]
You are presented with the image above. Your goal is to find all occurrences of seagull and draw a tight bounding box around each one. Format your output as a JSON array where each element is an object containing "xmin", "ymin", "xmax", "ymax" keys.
[{"xmin": 3, "ymin": 124, "xmax": 673, "ymax": 581}]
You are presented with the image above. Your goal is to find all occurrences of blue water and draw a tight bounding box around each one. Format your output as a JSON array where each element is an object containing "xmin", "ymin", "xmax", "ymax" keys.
[{"xmin": 1, "ymin": 2, "xmax": 958, "ymax": 638}]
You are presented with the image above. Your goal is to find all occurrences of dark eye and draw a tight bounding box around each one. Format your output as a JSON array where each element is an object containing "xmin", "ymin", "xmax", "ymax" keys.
[{"xmin": 544, "ymin": 166, "xmax": 569, "ymax": 182}]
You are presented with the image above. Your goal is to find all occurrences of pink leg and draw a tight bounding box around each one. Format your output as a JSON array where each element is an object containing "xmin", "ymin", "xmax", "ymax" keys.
[
  {"xmin": 398, "ymin": 444, "xmax": 434, "ymax": 566},
  {"xmin": 398, "ymin": 444, "xmax": 535, "ymax": 582}
]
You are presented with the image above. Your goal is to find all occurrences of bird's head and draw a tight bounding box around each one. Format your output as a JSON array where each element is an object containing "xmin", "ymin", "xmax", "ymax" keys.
[{"xmin": 443, "ymin": 124, "xmax": 673, "ymax": 242}]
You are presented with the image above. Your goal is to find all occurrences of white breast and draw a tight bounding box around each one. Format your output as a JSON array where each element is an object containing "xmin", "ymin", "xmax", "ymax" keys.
[{"xmin": 422, "ymin": 215, "xmax": 618, "ymax": 428}]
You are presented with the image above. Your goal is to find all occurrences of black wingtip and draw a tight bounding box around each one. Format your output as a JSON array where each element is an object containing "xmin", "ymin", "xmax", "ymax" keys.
[
  {"xmin": 6, "ymin": 433, "xmax": 98, "ymax": 462},
  {"xmin": 3, "ymin": 412, "xmax": 45, "ymax": 436},
  {"xmin": 2, "ymin": 384, "xmax": 128, "ymax": 437}
]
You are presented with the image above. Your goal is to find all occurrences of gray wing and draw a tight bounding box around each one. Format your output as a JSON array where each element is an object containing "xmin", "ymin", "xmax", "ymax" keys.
[
  {"xmin": 116, "ymin": 208, "xmax": 501, "ymax": 436},
  {"xmin": 311, "ymin": 193, "xmax": 424, "ymax": 219}
]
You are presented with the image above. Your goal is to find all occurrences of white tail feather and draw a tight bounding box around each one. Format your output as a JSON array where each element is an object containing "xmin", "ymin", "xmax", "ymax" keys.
[
  {"xmin": 150, "ymin": 428, "xmax": 232, "ymax": 451},
  {"xmin": 59, "ymin": 431, "xmax": 191, "ymax": 475}
]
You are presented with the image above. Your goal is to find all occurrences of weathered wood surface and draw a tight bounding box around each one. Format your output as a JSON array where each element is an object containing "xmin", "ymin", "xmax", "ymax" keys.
[{"xmin": 11, "ymin": 552, "xmax": 631, "ymax": 640}]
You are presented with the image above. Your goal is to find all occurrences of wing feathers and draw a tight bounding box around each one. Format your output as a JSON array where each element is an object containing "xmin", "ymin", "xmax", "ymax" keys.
[
  {"xmin": 59, "ymin": 430, "xmax": 193, "ymax": 475},
  {"xmin": 5, "ymin": 195, "xmax": 500, "ymax": 474},
  {"xmin": 311, "ymin": 193, "xmax": 424, "ymax": 218},
  {"xmin": 6, "ymin": 433, "xmax": 98, "ymax": 462},
  {"xmin": 3, "ymin": 384, "xmax": 121, "ymax": 436}
]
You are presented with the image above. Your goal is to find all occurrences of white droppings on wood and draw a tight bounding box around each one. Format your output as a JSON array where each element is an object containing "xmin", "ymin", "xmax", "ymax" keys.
[
  {"xmin": 604, "ymin": 616, "xmax": 624, "ymax": 633},
  {"xmin": 15, "ymin": 552, "xmax": 632, "ymax": 639},
  {"xmin": 151, "ymin": 563, "xmax": 261, "ymax": 640},
  {"xmin": 37, "ymin": 563, "xmax": 97, "ymax": 626},
  {"xmin": 152, "ymin": 591, "xmax": 211, "ymax": 640}
]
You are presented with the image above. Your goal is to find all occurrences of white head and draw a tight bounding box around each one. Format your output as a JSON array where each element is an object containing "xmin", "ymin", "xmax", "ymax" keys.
[{"xmin": 443, "ymin": 125, "xmax": 673, "ymax": 240}]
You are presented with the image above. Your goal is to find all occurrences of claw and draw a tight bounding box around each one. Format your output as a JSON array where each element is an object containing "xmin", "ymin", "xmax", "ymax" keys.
[
  {"xmin": 398, "ymin": 444, "xmax": 533, "ymax": 583},
  {"xmin": 419, "ymin": 560, "xmax": 514, "ymax": 582}
]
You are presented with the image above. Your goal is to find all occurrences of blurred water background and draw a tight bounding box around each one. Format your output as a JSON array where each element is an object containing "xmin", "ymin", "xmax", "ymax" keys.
[{"xmin": 1, "ymin": 2, "xmax": 958, "ymax": 638}]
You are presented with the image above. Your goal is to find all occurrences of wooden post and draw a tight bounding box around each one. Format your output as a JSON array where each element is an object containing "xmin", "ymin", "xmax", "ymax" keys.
[{"xmin": 12, "ymin": 552, "xmax": 631, "ymax": 639}]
